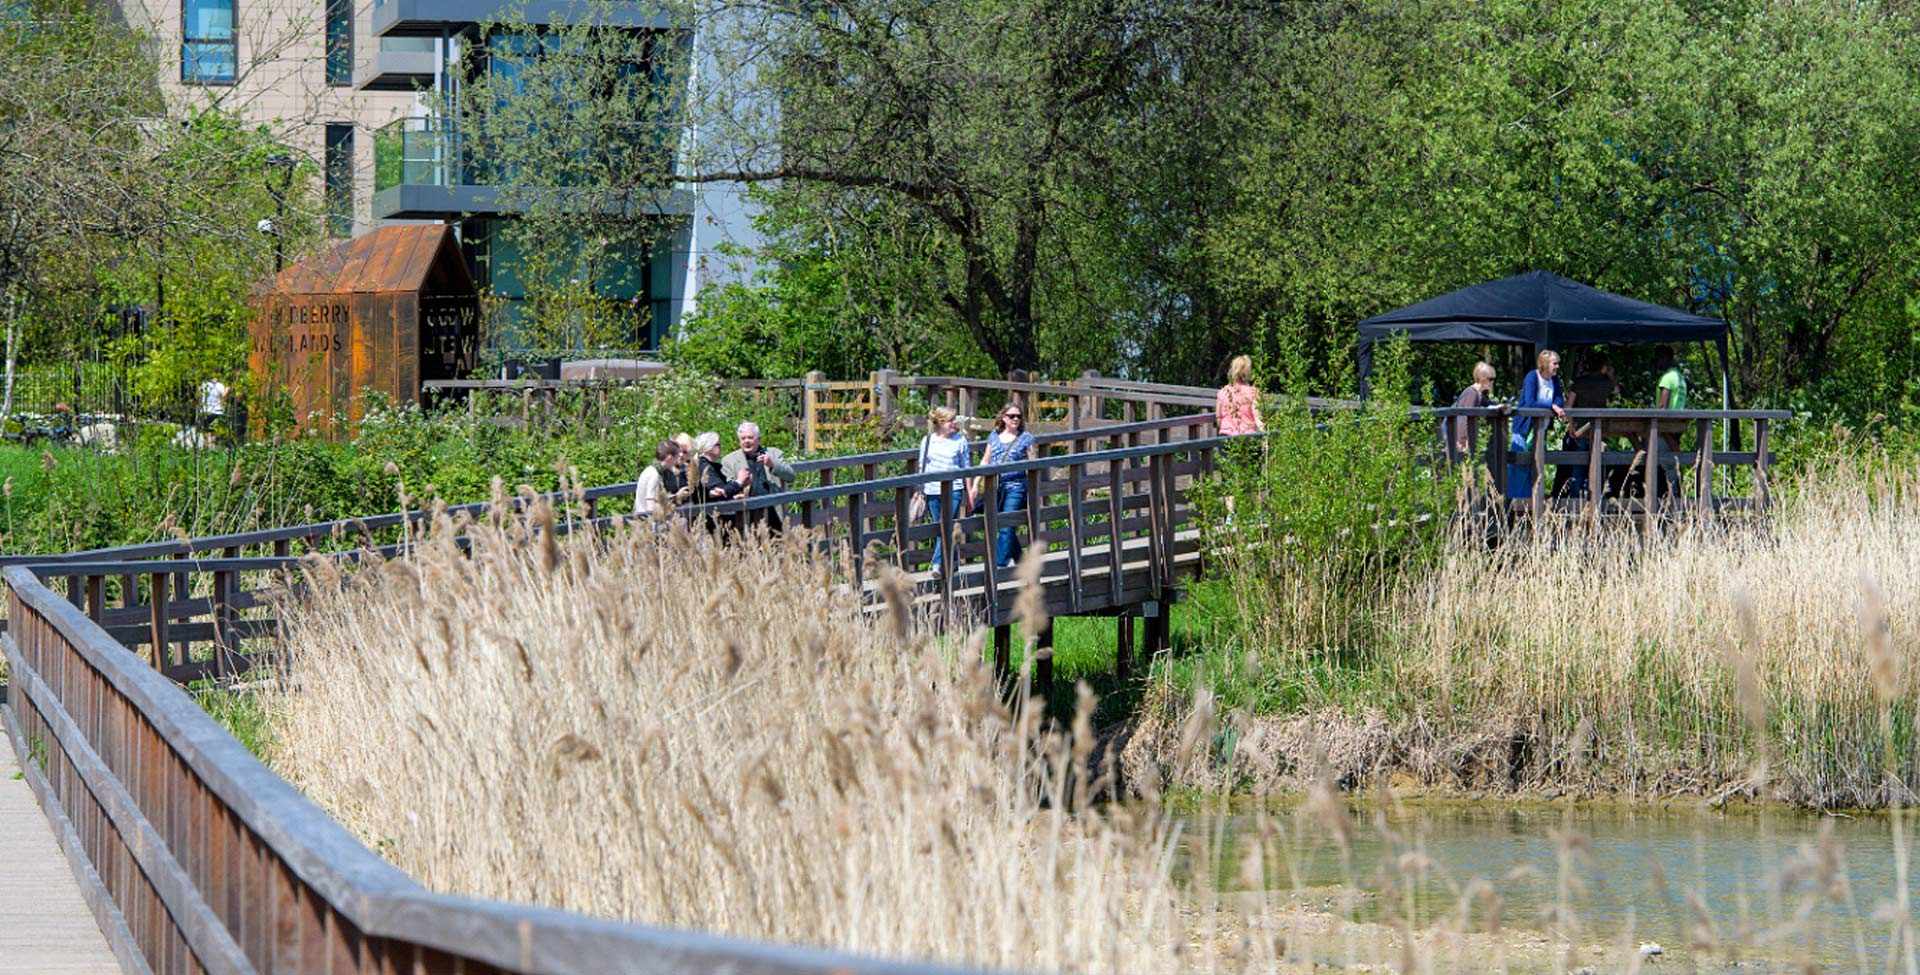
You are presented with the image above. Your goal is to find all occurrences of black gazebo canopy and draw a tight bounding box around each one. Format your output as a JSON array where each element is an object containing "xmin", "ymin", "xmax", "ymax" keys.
[{"xmin": 1355, "ymin": 270, "xmax": 1730, "ymax": 404}]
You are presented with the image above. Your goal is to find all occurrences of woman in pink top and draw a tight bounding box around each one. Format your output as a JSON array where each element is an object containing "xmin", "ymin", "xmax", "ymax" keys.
[{"xmin": 1216, "ymin": 355, "xmax": 1265, "ymax": 435}]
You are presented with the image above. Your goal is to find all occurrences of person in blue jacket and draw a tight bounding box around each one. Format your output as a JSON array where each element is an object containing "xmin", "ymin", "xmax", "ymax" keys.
[
  {"xmin": 982, "ymin": 403, "xmax": 1036, "ymax": 567},
  {"xmin": 1507, "ymin": 348, "xmax": 1567, "ymax": 500}
]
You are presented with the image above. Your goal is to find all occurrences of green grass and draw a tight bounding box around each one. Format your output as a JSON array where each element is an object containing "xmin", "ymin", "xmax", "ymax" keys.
[
  {"xmin": 983, "ymin": 602, "xmax": 1218, "ymax": 725},
  {"xmin": 191, "ymin": 681, "xmax": 273, "ymax": 760}
]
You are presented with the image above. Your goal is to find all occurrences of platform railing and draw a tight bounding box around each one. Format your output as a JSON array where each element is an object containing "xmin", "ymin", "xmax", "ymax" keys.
[{"xmin": 1429, "ymin": 406, "xmax": 1791, "ymax": 526}]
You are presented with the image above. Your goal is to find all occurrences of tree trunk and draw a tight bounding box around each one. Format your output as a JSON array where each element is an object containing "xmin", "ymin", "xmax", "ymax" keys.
[{"xmin": 1, "ymin": 287, "xmax": 18, "ymax": 429}]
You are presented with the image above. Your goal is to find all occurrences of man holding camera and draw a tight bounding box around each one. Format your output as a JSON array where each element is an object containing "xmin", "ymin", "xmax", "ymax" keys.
[{"xmin": 721, "ymin": 421, "xmax": 796, "ymax": 534}]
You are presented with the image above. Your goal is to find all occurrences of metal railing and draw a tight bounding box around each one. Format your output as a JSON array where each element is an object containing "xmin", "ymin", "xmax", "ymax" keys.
[{"xmin": 373, "ymin": 116, "xmax": 454, "ymax": 192}]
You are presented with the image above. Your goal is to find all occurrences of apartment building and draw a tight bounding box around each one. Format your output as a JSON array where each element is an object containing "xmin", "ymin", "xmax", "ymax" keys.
[
  {"xmin": 112, "ymin": 0, "xmax": 761, "ymax": 349},
  {"xmin": 109, "ymin": 0, "xmax": 419, "ymax": 237}
]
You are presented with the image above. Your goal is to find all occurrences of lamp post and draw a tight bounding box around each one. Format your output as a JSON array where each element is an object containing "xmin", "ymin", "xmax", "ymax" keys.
[{"xmin": 262, "ymin": 153, "xmax": 296, "ymax": 273}]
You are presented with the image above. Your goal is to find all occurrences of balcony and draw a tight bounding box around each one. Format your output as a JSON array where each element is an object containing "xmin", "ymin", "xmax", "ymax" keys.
[
  {"xmin": 372, "ymin": 116, "xmax": 696, "ymax": 221},
  {"xmin": 370, "ymin": 0, "xmax": 681, "ymax": 37},
  {"xmin": 356, "ymin": 36, "xmax": 436, "ymax": 91}
]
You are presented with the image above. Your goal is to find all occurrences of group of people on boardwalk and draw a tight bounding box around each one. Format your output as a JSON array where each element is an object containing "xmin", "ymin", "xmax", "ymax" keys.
[
  {"xmin": 634, "ymin": 421, "xmax": 797, "ymax": 532},
  {"xmin": 630, "ymin": 403, "xmax": 1036, "ymax": 568},
  {"xmin": 1453, "ymin": 345, "xmax": 1691, "ymax": 501}
]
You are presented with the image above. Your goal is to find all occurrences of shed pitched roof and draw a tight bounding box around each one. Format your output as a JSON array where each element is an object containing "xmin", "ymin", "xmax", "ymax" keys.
[{"xmin": 260, "ymin": 224, "xmax": 474, "ymax": 297}]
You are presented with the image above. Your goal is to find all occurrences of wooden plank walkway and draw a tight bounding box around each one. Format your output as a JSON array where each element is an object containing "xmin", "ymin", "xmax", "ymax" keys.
[{"xmin": 0, "ymin": 738, "xmax": 121, "ymax": 974}]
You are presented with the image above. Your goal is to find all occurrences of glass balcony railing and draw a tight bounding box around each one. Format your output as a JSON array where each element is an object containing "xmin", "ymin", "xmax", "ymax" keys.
[
  {"xmin": 376, "ymin": 115, "xmax": 685, "ymax": 195},
  {"xmin": 374, "ymin": 117, "xmax": 455, "ymax": 191}
]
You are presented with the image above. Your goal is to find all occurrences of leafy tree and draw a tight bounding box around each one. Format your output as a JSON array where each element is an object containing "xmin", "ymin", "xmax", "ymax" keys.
[
  {"xmin": 666, "ymin": 184, "xmax": 991, "ymax": 378},
  {"xmin": 0, "ymin": 1, "xmax": 316, "ymax": 419},
  {"xmin": 1207, "ymin": 0, "xmax": 1920, "ymax": 404},
  {"xmin": 693, "ymin": 0, "xmax": 1252, "ymax": 375},
  {"xmin": 455, "ymin": 9, "xmax": 693, "ymax": 351}
]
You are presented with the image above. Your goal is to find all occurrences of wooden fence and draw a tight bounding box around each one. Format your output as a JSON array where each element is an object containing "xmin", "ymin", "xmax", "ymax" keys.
[{"xmin": 1444, "ymin": 406, "xmax": 1790, "ymax": 527}]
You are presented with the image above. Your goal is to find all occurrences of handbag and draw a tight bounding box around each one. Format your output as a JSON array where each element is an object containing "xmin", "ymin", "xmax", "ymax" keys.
[{"xmin": 908, "ymin": 436, "xmax": 930, "ymax": 522}]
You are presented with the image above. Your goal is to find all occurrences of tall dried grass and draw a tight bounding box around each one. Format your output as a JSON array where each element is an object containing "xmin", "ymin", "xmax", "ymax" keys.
[
  {"xmin": 264, "ymin": 502, "xmax": 1275, "ymax": 971},
  {"xmin": 1388, "ymin": 455, "xmax": 1920, "ymax": 806},
  {"xmin": 259, "ymin": 477, "xmax": 1920, "ymax": 972},
  {"xmin": 1138, "ymin": 452, "xmax": 1920, "ymax": 809}
]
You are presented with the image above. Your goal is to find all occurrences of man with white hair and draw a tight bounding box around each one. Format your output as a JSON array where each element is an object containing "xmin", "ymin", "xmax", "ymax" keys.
[{"xmin": 721, "ymin": 421, "xmax": 796, "ymax": 533}]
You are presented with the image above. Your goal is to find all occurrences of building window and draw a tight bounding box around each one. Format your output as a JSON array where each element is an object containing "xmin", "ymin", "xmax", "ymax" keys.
[
  {"xmin": 181, "ymin": 0, "xmax": 236, "ymax": 84},
  {"xmin": 325, "ymin": 123, "xmax": 354, "ymax": 238},
  {"xmin": 324, "ymin": 0, "xmax": 351, "ymax": 86}
]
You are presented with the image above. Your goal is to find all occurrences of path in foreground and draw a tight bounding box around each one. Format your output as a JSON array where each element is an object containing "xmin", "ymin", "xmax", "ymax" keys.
[{"xmin": 0, "ymin": 740, "xmax": 120, "ymax": 974}]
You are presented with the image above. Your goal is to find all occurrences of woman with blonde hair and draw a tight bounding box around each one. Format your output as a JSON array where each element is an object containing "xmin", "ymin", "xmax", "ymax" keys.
[
  {"xmin": 1506, "ymin": 348, "xmax": 1567, "ymax": 500},
  {"xmin": 916, "ymin": 405, "xmax": 974, "ymax": 569},
  {"xmin": 1216, "ymin": 355, "xmax": 1265, "ymax": 436}
]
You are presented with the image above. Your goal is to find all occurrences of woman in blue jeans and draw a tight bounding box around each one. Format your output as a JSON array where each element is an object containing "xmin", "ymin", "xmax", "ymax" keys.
[
  {"xmin": 983, "ymin": 404, "xmax": 1035, "ymax": 567},
  {"xmin": 919, "ymin": 406, "xmax": 973, "ymax": 568}
]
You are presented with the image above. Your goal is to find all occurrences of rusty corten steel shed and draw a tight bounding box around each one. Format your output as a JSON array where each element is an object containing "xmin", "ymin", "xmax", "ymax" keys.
[{"xmin": 249, "ymin": 224, "xmax": 479, "ymax": 435}]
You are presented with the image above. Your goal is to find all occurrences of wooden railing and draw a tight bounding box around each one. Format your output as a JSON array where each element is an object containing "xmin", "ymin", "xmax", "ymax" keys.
[
  {"xmin": 2, "ymin": 413, "xmax": 1213, "ymax": 686},
  {"xmin": 687, "ymin": 414, "xmax": 1220, "ymax": 635},
  {"xmin": 1434, "ymin": 406, "xmax": 1792, "ymax": 528},
  {"xmin": 430, "ymin": 371, "xmax": 1219, "ymax": 451},
  {"xmin": 2, "ymin": 566, "xmax": 995, "ymax": 975}
]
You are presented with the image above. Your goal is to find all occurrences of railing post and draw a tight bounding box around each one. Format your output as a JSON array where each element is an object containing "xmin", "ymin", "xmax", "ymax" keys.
[
  {"xmin": 1754, "ymin": 418, "xmax": 1772, "ymax": 511},
  {"xmin": 1107, "ymin": 432, "xmax": 1125, "ymax": 606},
  {"xmin": 980, "ymin": 472, "xmax": 1001, "ymax": 620},
  {"xmin": 1644, "ymin": 417, "xmax": 1661, "ymax": 533},
  {"xmin": 148, "ymin": 570, "xmax": 169, "ymax": 667},
  {"xmin": 1587, "ymin": 419, "xmax": 1604, "ymax": 528},
  {"xmin": 848, "ymin": 489, "xmax": 866, "ymax": 598},
  {"xmin": 1695, "ymin": 418, "xmax": 1715, "ymax": 514},
  {"xmin": 1025, "ymin": 463, "xmax": 1046, "ymax": 570},
  {"xmin": 1081, "ymin": 369, "xmax": 1104, "ymax": 423},
  {"xmin": 86, "ymin": 574, "xmax": 105, "ymax": 623},
  {"xmin": 803, "ymin": 370, "xmax": 825, "ymax": 452},
  {"xmin": 1064, "ymin": 454, "xmax": 1086, "ymax": 613},
  {"xmin": 874, "ymin": 369, "xmax": 897, "ymax": 428},
  {"xmin": 1490, "ymin": 413, "xmax": 1510, "ymax": 526},
  {"xmin": 1531, "ymin": 415, "xmax": 1548, "ymax": 520}
]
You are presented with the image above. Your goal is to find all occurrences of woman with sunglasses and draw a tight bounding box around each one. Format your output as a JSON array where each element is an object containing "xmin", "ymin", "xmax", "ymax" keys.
[{"xmin": 983, "ymin": 403, "xmax": 1036, "ymax": 568}]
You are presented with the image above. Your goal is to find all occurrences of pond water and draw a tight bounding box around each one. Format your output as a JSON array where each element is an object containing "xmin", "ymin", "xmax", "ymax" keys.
[{"xmin": 1195, "ymin": 801, "xmax": 1920, "ymax": 972}]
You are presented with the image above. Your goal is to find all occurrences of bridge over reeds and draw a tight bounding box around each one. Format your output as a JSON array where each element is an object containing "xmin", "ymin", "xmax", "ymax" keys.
[{"xmin": 0, "ymin": 372, "xmax": 1788, "ymax": 974}]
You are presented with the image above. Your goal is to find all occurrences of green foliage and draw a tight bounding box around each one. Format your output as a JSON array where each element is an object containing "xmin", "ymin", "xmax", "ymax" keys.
[
  {"xmin": 666, "ymin": 188, "xmax": 993, "ymax": 378},
  {"xmin": 2, "ymin": 9, "xmax": 306, "ymax": 401},
  {"xmin": 1193, "ymin": 390, "xmax": 1453, "ymax": 679},
  {"xmin": 0, "ymin": 370, "xmax": 796, "ymax": 555},
  {"xmin": 1205, "ymin": 0, "xmax": 1920, "ymax": 407}
]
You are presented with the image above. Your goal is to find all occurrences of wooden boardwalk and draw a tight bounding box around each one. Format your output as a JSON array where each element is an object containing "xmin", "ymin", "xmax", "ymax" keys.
[{"xmin": 0, "ymin": 737, "xmax": 120, "ymax": 974}]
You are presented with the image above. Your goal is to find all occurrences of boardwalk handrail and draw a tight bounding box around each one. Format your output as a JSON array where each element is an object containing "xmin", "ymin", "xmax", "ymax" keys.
[
  {"xmin": 2, "ymin": 565, "xmax": 1001, "ymax": 975},
  {"xmin": 3, "ymin": 413, "xmax": 1208, "ymax": 567}
]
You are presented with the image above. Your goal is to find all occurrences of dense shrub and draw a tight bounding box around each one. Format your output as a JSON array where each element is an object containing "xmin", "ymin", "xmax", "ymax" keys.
[{"xmin": 0, "ymin": 370, "xmax": 796, "ymax": 555}]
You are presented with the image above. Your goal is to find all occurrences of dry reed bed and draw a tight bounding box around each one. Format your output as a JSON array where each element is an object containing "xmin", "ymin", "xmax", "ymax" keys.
[
  {"xmin": 256, "ymin": 486, "xmax": 1919, "ymax": 973},
  {"xmin": 1137, "ymin": 456, "xmax": 1920, "ymax": 808},
  {"xmin": 265, "ymin": 502, "xmax": 1291, "ymax": 972}
]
